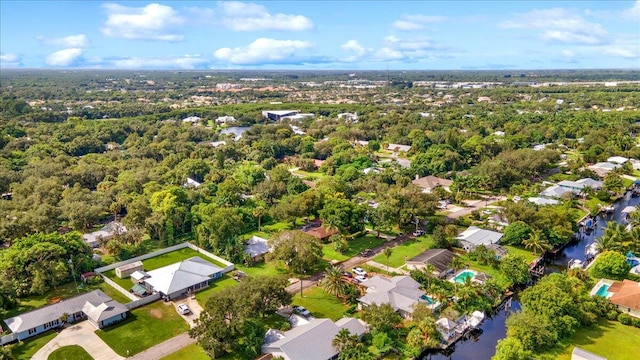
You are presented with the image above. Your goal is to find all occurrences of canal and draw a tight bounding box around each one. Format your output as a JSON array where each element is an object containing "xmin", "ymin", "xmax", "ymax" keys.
[{"xmin": 421, "ymin": 190, "xmax": 638, "ymax": 359}]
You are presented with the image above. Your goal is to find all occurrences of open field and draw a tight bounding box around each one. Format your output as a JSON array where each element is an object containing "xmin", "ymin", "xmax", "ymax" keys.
[
  {"xmin": 322, "ymin": 233, "xmax": 388, "ymax": 262},
  {"xmin": 371, "ymin": 236, "xmax": 435, "ymax": 268}
]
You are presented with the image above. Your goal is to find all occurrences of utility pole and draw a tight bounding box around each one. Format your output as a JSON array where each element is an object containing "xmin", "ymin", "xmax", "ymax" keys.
[{"xmin": 69, "ymin": 256, "xmax": 79, "ymax": 293}]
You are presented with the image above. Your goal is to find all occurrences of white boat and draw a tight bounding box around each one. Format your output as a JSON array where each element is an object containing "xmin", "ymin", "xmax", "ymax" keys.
[
  {"xmin": 585, "ymin": 243, "xmax": 599, "ymax": 258},
  {"xmin": 568, "ymin": 259, "xmax": 583, "ymax": 270},
  {"xmin": 466, "ymin": 310, "xmax": 485, "ymax": 328}
]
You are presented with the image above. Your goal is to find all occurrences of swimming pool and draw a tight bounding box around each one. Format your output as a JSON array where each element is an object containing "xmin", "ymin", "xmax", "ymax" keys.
[
  {"xmin": 595, "ymin": 284, "xmax": 611, "ymax": 297},
  {"xmin": 420, "ymin": 295, "xmax": 435, "ymax": 305},
  {"xmin": 454, "ymin": 270, "xmax": 477, "ymax": 284}
]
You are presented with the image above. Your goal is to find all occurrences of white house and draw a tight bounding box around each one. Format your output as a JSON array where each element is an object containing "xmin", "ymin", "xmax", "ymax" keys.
[
  {"xmin": 262, "ymin": 318, "xmax": 368, "ymax": 360},
  {"xmin": 607, "ymin": 156, "xmax": 629, "ymax": 165},
  {"xmin": 182, "ymin": 116, "xmax": 201, "ymax": 124},
  {"xmin": 215, "ymin": 116, "xmax": 236, "ymax": 124},
  {"xmin": 143, "ymin": 257, "xmax": 225, "ymax": 300},
  {"xmin": 386, "ymin": 143, "xmax": 412, "ymax": 152},
  {"xmin": 528, "ymin": 197, "xmax": 559, "ymax": 206},
  {"xmin": 4, "ymin": 290, "xmax": 127, "ymax": 341},
  {"xmin": 82, "ymin": 221, "xmax": 127, "ymax": 248},
  {"xmin": 358, "ymin": 275, "xmax": 430, "ymax": 318},
  {"xmin": 557, "ymin": 179, "xmax": 603, "ymax": 193},
  {"xmin": 262, "ymin": 110, "xmax": 300, "ymax": 121},
  {"xmin": 183, "ymin": 177, "xmax": 202, "ymax": 188},
  {"xmin": 456, "ymin": 226, "xmax": 503, "ymax": 251}
]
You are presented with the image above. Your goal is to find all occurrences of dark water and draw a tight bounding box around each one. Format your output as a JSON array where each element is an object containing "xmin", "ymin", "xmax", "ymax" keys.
[
  {"xmin": 547, "ymin": 191, "xmax": 640, "ymax": 271},
  {"xmin": 420, "ymin": 300, "xmax": 522, "ymax": 360}
]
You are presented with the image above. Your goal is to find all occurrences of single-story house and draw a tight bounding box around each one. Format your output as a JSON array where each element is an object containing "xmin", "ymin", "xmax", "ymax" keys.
[
  {"xmin": 245, "ymin": 235, "xmax": 271, "ymax": 261},
  {"xmin": 557, "ymin": 179, "xmax": 603, "ymax": 193},
  {"xmin": 412, "ymin": 175, "xmax": 453, "ymax": 193},
  {"xmin": 572, "ymin": 347, "xmax": 607, "ymax": 360},
  {"xmin": 262, "ymin": 317, "xmax": 368, "ymax": 360},
  {"xmin": 210, "ymin": 140, "xmax": 227, "ymax": 148},
  {"xmin": 607, "ymin": 156, "xmax": 628, "ymax": 165},
  {"xmin": 456, "ymin": 226, "xmax": 503, "ymax": 251},
  {"xmin": 82, "ymin": 221, "xmax": 127, "ymax": 248},
  {"xmin": 215, "ymin": 115, "xmax": 236, "ymax": 124},
  {"xmin": 588, "ymin": 162, "xmax": 621, "ymax": 177},
  {"xmin": 182, "ymin": 116, "xmax": 201, "ymax": 124},
  {"xmin": 358, "ymin": 275, "xmax": 427, "ymax": 318},
  {"xmin": 115, "ymin": 261, "xmax": 143, "ymax": 279},
  {"xmin": 386, "ymin": 143, "xmax": 411, "ymax": 152},
  {"xmin": 262, "ymin": 110, "xmax": 307, "ymax": 121},
  {"xmin": 406, "ymin": 249, "xmax": 456, "ymax": 278},
  {"xmin": 606, "ymin": 279, "xmax": 640, "ymax": 318},
  {"xmin": 3, "ymin": 290, "xmax": 127, "ymax": 341},
  {"xmin": 539, "ymin": 185, "xmax": 572, "ymax": 199},
  {"xmin": 304, "ymin": 225, "xmax": 339, "ymax": 242},
  {"xmin": 528, "ymin": 197, "xmax": 559, "ymax": 206},
  {"xmin": 143, "ymin": 256, "xmax": 224, "ymax": 300}
]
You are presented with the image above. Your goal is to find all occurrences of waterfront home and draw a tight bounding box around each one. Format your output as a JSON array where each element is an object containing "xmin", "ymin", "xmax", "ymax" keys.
[
  {"xmin": 406, "ymin": 249, "xmax": 456, "ymax": 277},
  {"xmin": 358, "ymin": 275, "xmax": 433, "ymax": 318},
  {"xmin": 456, "ymin": 226, "xmax": 503, "ymax": 252},
  {"xmin": 606, "ymin": 279, "xmax": 640, "ymax": 318}
]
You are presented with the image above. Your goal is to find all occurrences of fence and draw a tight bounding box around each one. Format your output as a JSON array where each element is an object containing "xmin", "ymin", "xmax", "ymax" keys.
[
  {"xmin": 184, "ymin": 242, "xmax": 234, "ymax": 273},
  {"xmin": 125, "ymin": 293, "xmax": 161, "ymax": 310},
  {"xmin": 0, "ymin": 333, "xmax": 17, "ymax": 346},
  {"xmin": 99, "ymin": 274, "xmax": 138, "ymax": 301}
]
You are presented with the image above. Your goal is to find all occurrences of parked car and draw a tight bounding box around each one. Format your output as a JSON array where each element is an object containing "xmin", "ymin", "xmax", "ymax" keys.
[
  {"xmin": 413, "ymin": 230, "xmax": 425, "ymax": 236},
  {"xmin": 293, "ymin": 305, "xmax": 311, "ymax": 317},
  {"xmin": 360, "ymin": 249, "xmax": 373, "ymax": 257},
  {"xmin": 354, "ymin": 275, "xmax": 367, "ymax": 283},
  {"xmin": 353, "ymin": 267, "xmax": 367, "ymax": 276},
  {"xmin": 177, "ymin": 304, "xmax": 191, "ymax": 315},
  {"xmin": 342, "ymin": 271, "xmax": 353, "ymax": 278}
]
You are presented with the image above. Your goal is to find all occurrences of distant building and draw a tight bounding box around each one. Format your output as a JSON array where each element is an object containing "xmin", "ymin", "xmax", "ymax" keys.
[
  {"xmin": 183, "ymin": 177, "xmax": 202, "ymax": 188},
  {"xmin": 412, "ymin": 175, "xmax": 453, "ymax": 193},
  {"xmin": 528, "ymin": 197, "xmax": 559, "ymax": 206},
  {"xmin": 82, "ymin": 221, "xmax": 127, "ymax": 248},
  {"xmin": 182, "ymin": 116, "xmax": 201, "ymax": 124},
  {"xmin": 588, "ymin": 162, "xmax": 621, "ymax": 177},
  {"xmin": 386, "ymin": 143, "xmax": 411, "ymax": 152},
  {"xmin": 261, "ymin": 110, "xmax": 315, "ymax": 121},
  {"xmin": 607, "ymin": 156, "xmax": 629, "ymax": 165},
  {"xmin": 215, "ymin": 115, "xmax": 236, "ymax": 124}
]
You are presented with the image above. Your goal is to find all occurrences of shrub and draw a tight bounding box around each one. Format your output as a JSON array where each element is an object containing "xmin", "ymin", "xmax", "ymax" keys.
[
  {"xmin": 618, "ymin": 313, "xmax": 632, "ymax": 325},
  {"xmin": 605, "ymin": 310, "xmax": 619, "ymax": 320},
  {"xmin": 632, "ymin": 318, "xmax": 640, "ymax": 328}
]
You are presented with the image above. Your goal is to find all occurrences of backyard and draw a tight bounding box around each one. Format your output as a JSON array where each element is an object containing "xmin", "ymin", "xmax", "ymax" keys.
[
  {"xmin": 371, "ymin": 235, "xmax": 435, "ymax": 268},
  {"xmin": 292, "ymin": 286, "xmax": 351, "ymax": 321},
  {"xmin": 95, "ymin": 300, "xmax": 189, "ymax": 356},
  {"xmin": 541, "ymin": 319, "xmax": 640, "ymax": 360},
  {"xmin": 322, "ymin": 233, "xmax": 388, "ymax": 262},
  {"xmin": 8, "ymin": 331, "xmax": 57, "ymax": 360}
]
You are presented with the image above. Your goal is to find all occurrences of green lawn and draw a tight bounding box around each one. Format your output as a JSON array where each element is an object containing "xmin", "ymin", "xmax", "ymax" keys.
[
  {"xmin": 371, "ymin": 236, "xmax": 435, "ymax": 268},
  {"xmin": 159, "ymin": 344, "xmax": 210, "ymax": 360},
  {"xmin": 4, "ymin": 281, "xmax": 131, "ymax": 320},
  {"xmin": 102, "ymin": 247, "xmax": 229, "ymax": 290},
  {"xmin": 323, "ymin": 234, "xmax": 388, "ymax": 262},
  {"xmin": 9, "ymin": 331, "xmax": 57, "ymax": 360},
  {"xmin": 48, "ymin": 345, "xmax": 93, "ymax": 360},
  {"xmin": 503, "ymin": 245, "xmax": 539, "ymax": 264},
  {"xmin": 194, "ymin": 276, "xmax": 240, "ymax": 304},
  {"xmin": 459, "ymin": 254, "xmax": 511, "ymax": 289},
  {"xmin": 292, "ymin": 286, "xmax": 350, "ymax": 321},
  {"xmin": 96, "ymin": 301, "xmax": 189, "ymax": 356},
  {"xmin": 541, "ymin": 319, "xmax": 640, "ymax": 360}
]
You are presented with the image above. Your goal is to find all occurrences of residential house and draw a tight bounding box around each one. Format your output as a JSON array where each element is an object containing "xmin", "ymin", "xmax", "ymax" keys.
[
  {"xmin": 262, "ymin": 318, "xmax": 368, "ymax": 360},
  {"xmin": 607, "ymin": 156, "xmax": 629, "ymax": 165},
  {"xmin": 606, "ymin": 279, "xmax": 640, "ymax": 318},
  {"xmin": 304, "ymin": 225, "xmax": 339, "ymax": 242},
  {"xmin": 386, "ymin": 143, "xmax": 412, "ymax": 152},
  {"xmin": 412, "ymin": 175, "xmax": 453, "ymax": 193},
  {"xmin": 183, "ymin": 177, "xmax": 202, "ymax": 188},
  {"xmin": 215, "ymin": 116, "xmax": 236, "ymax": 124},
  {"xmin": 82, "ymin": 221, "xmax": 127, "ymax": 248},
  {"xmin": 143, "ymin": 256, "xmax": 225, "ymax": 300},
  {"xmin": 456, "ymin": 226, "xmax": 503, "ymax": 251},
  {"xmin": 210, "ymin": 140, "xmax": 227, "ymax": 148},
  {"xmin": 539, "ymin": 184, "xmax": 572, "ymax": 199},
  {"xmin": 4, "ymin": 290, "xmax": 127, "ymax": 341},
  {"xmin": 358, "ymin": 275, "xmax": 428, "ymax": 318},
  {"xmin": 262, "ymin": 110, "xmax": 300, "ymax": 121},
  {"xmin": 245, "ymin": 235, "xmax": 271, "ymax": 262},
  {"xmin": 337, "ymin": 112, "xmax": 358, "ymax": 122},
  {"xmin": 406, "ymin": 249, "xmax": 456, "ymax": 278},
  {"xmin": 182, "ymin": 116, "xmax": 201, "ymax": 124},
  {"xmin": 528, "ymin": 197, "xmax": 559, "ymax": 206},
  {"xmin": 572, "ymin": 347, "xmax": 607, "ymax": 360},
  {"xmin": 557, "ymin": 179, "xmax": 603, "ymax": 193},
  {"xmin": 588, "ymin": 162, "xmax": 621, "ymax": 177}
]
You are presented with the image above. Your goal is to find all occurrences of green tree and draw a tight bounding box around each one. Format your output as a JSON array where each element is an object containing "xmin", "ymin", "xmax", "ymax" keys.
[
  {"xmin": 501, "ymin": 221, "xmax": 532, "ymax": 246},
  {"xmin": 493, "ymin": 337, "xmax": 532, "ymax": 360},
  {"xmin": 252, "ymin": 206, "xmax": 266, "ymax": 232},
  {"xmin": 268, "ymin": 230, "xmax": 324, "ymax": 274},
  {"xmin": 505, "ymin": 311, "xmax": 557, "ymax": 352},
  {"xmin": 499, "ymin": 254, "xmax": 531, "ymax": 286},
  {"xmin": 360, "ymin": 303, "xmax": 402, "ymax": 334},
  {"xmin": 589, "ymin": 251, "xmax": 631, "ymax": 280},
  {"xmin": 522, "ymin": 229, "xmax": 551, "ymax": 255},
  {"xmin": 321, "ymin": 265, "xmax": 348, "ymax": 298}
]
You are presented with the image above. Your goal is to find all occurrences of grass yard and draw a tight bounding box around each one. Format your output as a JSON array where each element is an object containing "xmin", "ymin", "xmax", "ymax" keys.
[
  {"xmin": 459, "ymin": 254, "xmax": 511, "ymax": 289},
  {"xmin": 159, "ymin": 344, "xmax": 210, "ymax": 360},
  {"xmin": 371, "ymin": 236, "xmax": 435, "ymax": 268},
  {"xmin": 194, "ymin": 276, "xmax": 239, "ymax": 304},
  {"xmin": 541, "ymin": 319, "xmax": 640, "ymax": 360},
  {"xmin": 322, "ymin": 234, "xmax": 388, "ymax": 262},
  {"xmin": 48, "ymin": 345, "xmax": 93, "ymax": 360},
  {"xmin": 4, "ymin": 281, "xmax": 131, "ymax": 320},
  {"xmin": 96, "ymin": 301, "xmax": 189, "ymax": 356},
  {"xmin": 102, "ymin": 247, "xmax": 228, "ymax": 289},
  {"xmin": 292, "ymin": 286, "xmax": 350, "ymax": 321},
  {"xmin": 9, "ymin": 330, "xmax": 57, "ymax": 360},
  {"xmin": 503, "ymin": 245, "xmax": 539, "ymax": 264}
]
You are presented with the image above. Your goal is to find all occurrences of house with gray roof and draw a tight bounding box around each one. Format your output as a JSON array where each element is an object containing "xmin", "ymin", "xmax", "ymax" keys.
[
  {"xmin": 539, "ymin": 184, "xmax": 572, "ymax": 199},
  {"xmin": 143, "ymin": 256, "xmax": 224, "ymax": 300},
  {"xmin": 244, "ymin": 235, "xmax": 271, "ymax": 261},
  {"xmin": 406, "ymin": 249, "xmax": 456, "ymax": 277},
  {"xmin": 456, "ymin": 226, "xmax": 503, "ymax": 251},
  {"xmin": 82, "ymin": 221, "xmax": 127, "ymax": 248},
  {"xmin": 358, "ymin": 275, "xmax": 427, "ymax": 318},
  {"xmin": 3, "ymin": 290, "xmax": 127, "ymax": 341},
  {"xmin": 262, "ymin": 318, "xmax": 367, "ymax": 360},
  {"xmin": 572, "ymin": 347, "xmax": 607, "ymax": 360},
  {"xmin": 558, "ymin": 179, "xmax": 603, "ymax": 193}
]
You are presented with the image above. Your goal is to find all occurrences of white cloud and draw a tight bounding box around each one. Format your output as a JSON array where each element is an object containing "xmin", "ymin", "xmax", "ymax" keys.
[
  {"xmin": 392, "ymin": 14, "xmax": 447, "ymax": 31},
  {"xmin": 192, "ymin": 1, "xmax": 314, "ymax": 31},
  {"xmin": 101, "ymin": 3, "xmax": 184, "ymax": 41},
  {"xmin": 625, "ymin": 0, "xmax": 640, "ymax": 20},
  {"xmin": 603, "ymin": 47, "xmax": 638, "ymax": 59},
  {"xmin": 0, "ymin": 53, "xmax": 21, "ymax": 67},
  {"xmin": 37, "ymin": 34, "xmax": 89, "ymax": 48},
  {"xmin": 214, "ymin": 38, "xmax": 313, "ymax": 65},
  {"xmin": 341, "ymin": 40, "xmax": 372, "ymax": 62},
  {"xmin": 500, "ymin": 8, "xmax": 609, "ymax": 45},
  {"xmin": 45, "ymin": 48, "xmax": 83, "ymax": 66},
  {"xmin": 341, "ymin": 36, "xmax": 445, "ymax": 63},
  {"xmin": 110, "ymin": 54, "xmax": 208, "ymax": 69}
]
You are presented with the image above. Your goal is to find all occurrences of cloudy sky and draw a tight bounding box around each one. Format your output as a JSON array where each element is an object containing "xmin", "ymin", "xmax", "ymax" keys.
[{"xmin": 1, "ymin": 1, "xmax": 638, "ymax": 70}]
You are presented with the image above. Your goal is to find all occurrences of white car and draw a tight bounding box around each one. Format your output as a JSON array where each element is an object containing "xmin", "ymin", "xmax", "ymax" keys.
[
  {"xmin": 353, "ymin": 267, "xmax": 367, "ymax": 276},
  {"xmin": 354, "ymin": 275, "xmax": 367, "ymax": 283},
  {"xmin": 293, "ymin": 306, "xmax": 311, "ymax": 317},
  {"xmin": 177, "ymin": 304, "xmax": 191, "ymax": 315}
]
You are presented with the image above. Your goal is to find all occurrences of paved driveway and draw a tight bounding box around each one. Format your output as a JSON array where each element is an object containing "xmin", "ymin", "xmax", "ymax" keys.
[
  {"xmin": 172, "ymin": 296, "xmax": 204, "ymax": 328},
  {"xmin": 31, "ymin": 321, "xmax": 124, "ymax": 360}
]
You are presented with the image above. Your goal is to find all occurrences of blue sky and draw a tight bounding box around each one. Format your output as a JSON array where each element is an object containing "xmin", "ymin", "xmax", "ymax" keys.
[{"xmin": 1, "ymin": 1, "xmax": 638, "ymax": 70}]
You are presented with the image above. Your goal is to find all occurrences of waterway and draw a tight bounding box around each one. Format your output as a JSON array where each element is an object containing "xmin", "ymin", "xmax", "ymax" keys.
[
  {"xmin": 420, "ymin": 190, "xmax": 638, "ymax": 359},
  {"xmin": 420, "ymin": 300, "xmax": 521, "ymax": 360}
]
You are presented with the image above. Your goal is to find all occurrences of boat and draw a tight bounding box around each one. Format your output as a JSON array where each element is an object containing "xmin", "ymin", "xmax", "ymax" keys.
[
  {"xmin": 601, "ymin": 205, "xmax": 615, "ymax": 213},
  {"xmin": 585, "ymin": 243, "xmax": 599, "ymax": 259},
  {"xmin": 568, "ymin": 259, "xmax": 583, "ymax": 270},
  {"xmin": 466, "ymin": 310, "xmax": 485, "ymax": 329}
]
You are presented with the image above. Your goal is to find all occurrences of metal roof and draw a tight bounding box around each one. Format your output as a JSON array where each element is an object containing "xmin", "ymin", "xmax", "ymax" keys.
[
  {"xmin": 456, "ymin": 226, "xmax": 503, "ymax": 246},
  {"xmin": 407, "ymin": 249, "xmax": 456, "ymax": 272},
  {"xmin": 244, "ymin": 236, "xmax": 271, "ymax": 258},
  {"xmin": 358, "ymin": 275, "xmax": 425, "ymax": 314},
  {"xmin": 144, "ymin": 257, "xmax": 223, "ymax": 295}
]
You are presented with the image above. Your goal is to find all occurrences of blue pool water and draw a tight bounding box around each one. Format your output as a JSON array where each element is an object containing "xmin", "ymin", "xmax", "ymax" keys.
[
  {"xmin": 421, "ymin": 295, "xmax": 435, "ymax": 305},
  {"xmin": 595, "ymin": 284, "xmax": 611, "ymax": 297},
  {"xmin": 455, "ymin": 270, "xmax": 476, "ymax": 284}
]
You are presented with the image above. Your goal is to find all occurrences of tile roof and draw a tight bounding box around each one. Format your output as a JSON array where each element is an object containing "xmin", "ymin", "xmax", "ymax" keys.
[
  {"xmin": 608, "ymin": 279, "xmax": 640, "ymax": 311},
  {"xmin": 412, "ymin": 176, "xmax": 453, "ymax": 190}
]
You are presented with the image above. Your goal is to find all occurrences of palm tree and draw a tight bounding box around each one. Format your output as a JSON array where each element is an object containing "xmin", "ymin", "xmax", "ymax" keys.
[
  {"xmin": 253, "ymin": 206, "xmax": 265, "ymax": 232},
  {"xmin": 321, "ymin": 265, "xmax": 347, "ymax": 298},
  {"xmin": 423, "ymin": 263, "xmax": 436, "ymax": 291},
  {"xmin": 597, "ymin": 222, "xmax": 629, "ymax": 252},
  {"xmin": 523, "ymin": 229, "xmax": 551, "ymax": 255},
  {"xmin": 450, "ymin": 255, "xmax": 465, "ymax": 299},
  {"xmin": 332, "ymin": 328, "xmax": 356, "ymax": 352},
  {"xmin": 383, "ymin": 248, "xmax": 393, "ymax": 272}
]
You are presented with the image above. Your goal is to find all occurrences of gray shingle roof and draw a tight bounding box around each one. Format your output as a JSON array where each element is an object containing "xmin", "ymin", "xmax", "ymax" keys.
[
  {"xmin": 456, "ymin": 226, "xmax": 503, "ymax": 247},
  {"xmin": 263, "ymin": 318, "xmax": 367, "ymax": 360},
  {"xmin": 82, "ymin": 300, "xmax": 128, "ymax": 323},
  {"xmin": 359, "ymin": 276, "xmax": 425, "ymax": 314},
  {"xmin": 4, "ymin": 290, "xmax": 123, "ymax": 333},
  {"xmin": 407, "ymin": 249, "xmax": 455, "ymax": 272},
  {"xmin": 245, "ymin": 236, "xmax": 271, "ymax": 258},
  {"xmin": 144, "ymin": 257, "xmax": 223, "ymax": 295}
]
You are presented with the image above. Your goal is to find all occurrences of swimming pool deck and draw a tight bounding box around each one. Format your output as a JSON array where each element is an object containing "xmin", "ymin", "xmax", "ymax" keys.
[{"xmin": 590, "ymin": 278, "xmax": 615, "ymax": 297}]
